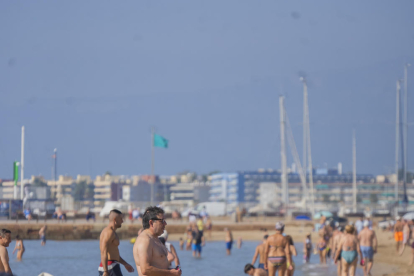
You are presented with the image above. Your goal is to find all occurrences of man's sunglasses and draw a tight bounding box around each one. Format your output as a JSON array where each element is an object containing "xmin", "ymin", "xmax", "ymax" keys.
[{"xmin": 151, "ymin": 218, "xmax": 166, "ymax": 223}]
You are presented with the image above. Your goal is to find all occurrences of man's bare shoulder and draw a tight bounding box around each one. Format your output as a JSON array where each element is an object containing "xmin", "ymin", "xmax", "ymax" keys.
[
  {"xmin": 134, "ymin": 232, "xmax": 152, "ymax": 250},
  {"xmin": 100, "ymin": 226, "xmax": 115, "ymax": 239},
  {"xmin": 0, "ymin": 246, "xmax": 7, "ymax": 255}
]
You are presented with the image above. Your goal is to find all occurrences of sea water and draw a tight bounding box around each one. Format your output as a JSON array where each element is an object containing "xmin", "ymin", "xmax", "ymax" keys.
[{"xmin": 10, "ymin": 240, "xmax": 364, "ymax": 276}]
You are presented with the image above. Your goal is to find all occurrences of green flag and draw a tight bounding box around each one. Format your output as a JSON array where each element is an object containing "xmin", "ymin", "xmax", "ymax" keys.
[
  {"xmin": 154, "ymin": 134, "xmax": 168, "ymax": 148},
  {"xmin": 13, "ymin": 161, "xmax": 19, "ymax": 186}
]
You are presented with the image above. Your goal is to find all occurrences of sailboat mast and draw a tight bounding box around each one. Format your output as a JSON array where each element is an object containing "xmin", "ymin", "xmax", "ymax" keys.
[
  {"xmin": 279, "ymin": 96, "xmax": 288, "ymax": 211},
  {"xmin": 395, "ymin": 80, "xmax": 401, "ymax": 208},
  {"xmin": 352, "ymin": 130, "xmax": 357, "ymax": 213}
]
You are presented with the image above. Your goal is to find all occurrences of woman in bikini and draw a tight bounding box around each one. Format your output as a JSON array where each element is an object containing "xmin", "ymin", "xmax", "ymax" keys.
[
  {"xmin": 334, "ymin": 225, "xmax": 362, "ymax": 276},
  {"xmin": 285, "ymin": 235, "xmax": 297, "ymax": 276},
  {"xmin": 264, "ymin": 222, "xmax": 293, "ymax": 276},
  {"xmin": 12, "ymin": 235, "xmax": 25, "ymax": 261}
]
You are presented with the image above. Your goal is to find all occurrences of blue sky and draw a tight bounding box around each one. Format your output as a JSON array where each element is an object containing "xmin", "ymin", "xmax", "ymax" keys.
[{"xmin": 0, "ymin": 1, "xmax": 413, "ymax": 179}]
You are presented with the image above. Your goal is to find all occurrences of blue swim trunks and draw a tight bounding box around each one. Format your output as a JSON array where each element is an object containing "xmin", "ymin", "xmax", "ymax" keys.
[
  {"xmin": 226, "ymin": 241, "xmax": 232, "ymax": 250},
  {"xmin": 360, "ymin": 246, "xmax": 374, "ymax": 259},
  {"xmin": 192, "ymin": 243, "xmax": 202, "ymax": 253}
]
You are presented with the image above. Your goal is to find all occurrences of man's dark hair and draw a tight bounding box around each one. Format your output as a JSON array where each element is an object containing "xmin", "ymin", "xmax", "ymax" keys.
[
  {"xmin": 142, "ymin": 206, "xmax": 164, "ymax": 229},
  {"xmin": 263, "ymin": 235, "xmax": 269, "ymax": 240},
  {"xmin": 110, "ymin": 209, "xmax": 122, "ymax": 215},
  {"xmin": 244, "ymin": 264, "xmax": 254, "ymax": 274},
  {"xmin": 0, "ymin": 229, "xmax": 11, "ymax": 238},
  {"xmin": 15, "ymin": 235, "xmax": 20, "ymax": 239}
]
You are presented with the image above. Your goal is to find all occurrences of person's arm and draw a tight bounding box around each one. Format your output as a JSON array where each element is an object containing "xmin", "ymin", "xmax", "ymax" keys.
[
  {"xmin": 119, "ymin": 256, "xmax": 135, "ymax": 272},
  {"xmin": 263, "ymin": 240, "xmax": 269, "ymax": 270},
  {"xmin": 0, "ymin": 248, "xmax": 12, "ymax": 274},
  {"xmin": 334, "ymin": 239, "xmax": 343, "ymax": 263},
  {"xmin": 356, "ymin": 238, "xmax": 362, "ymax": 262},
  {"xmin": 100, "ymin": 230, "xmax": 111, "ymax": 275},
  {"xmin": 12, "ymin": 242, "xmax": 18, "ymax": 254},
  {"xmin": 251, "ymin": 245, "xmax": 260, "ymax": 264},
  {"xmin": 373, "ymin": 231, "xmax": 378, "ymax": 253},
  {"xmin": 291, "ymin": 245, "xmax": 297, "ymax": 257},
  {"xmin": 137, "ymin": 237, "xmax": 181, "ymax": 276},
  {"xmin": 285, "ymin": 240, "xmax": 292, "ymax": 270},
  {"xmin": 170, "ymin": 244, "xmax": 180, "ymax": 266}
]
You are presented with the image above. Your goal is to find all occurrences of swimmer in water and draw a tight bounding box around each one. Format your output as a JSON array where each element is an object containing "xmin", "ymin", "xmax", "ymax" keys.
[
  {"xmin": 332, "ymin": 226, "xmax": 344, "ymax": 276},
  {"xmin": 334, "ymin": 225, "xmax": 362, "ymax": 276},
  {"xmin": 39, "ymin": 225, "xmax": 47, "ymax": 246},
  {"xmin": 237, "ymin": 237, "xmax": 243, "ymax": 249},
  {"xmin": 303, "ymin": 233, "xmax": 312, "ymax": 263},
  {"xmin": 99, "ymin": 209, "xmax": 134, "ymax": 276},
  {"xmin": 179, "ymin": 238, "xmax": 184, "ymax": 251},
  {"xmin": 244, "ymin": 263, "xmax": 267, "ymax": 276},
  {"xmin": 251, "ymin": 235, "xmax": 269, "ymax": 271},
  {"xmin": 12, "ymin": 235, "xmax": 24, "ymax": 261},
  {"xmin": 224, "ymin": 228, "xmax": 233, "ymax": 255},
  {"xmin": 285, "ymin": 235, "xmax": 297, "ymax": 276},
  {"xmin": 264, "ymin": 222, "xmax": 293, "ymax": 276}
]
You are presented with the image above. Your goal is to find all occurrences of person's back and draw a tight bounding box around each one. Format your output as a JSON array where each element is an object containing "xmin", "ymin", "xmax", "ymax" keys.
[
  {"xmin": 359, "ymin": 228, "xmax": 375, "ymax": 247},
  {"xmin": 267, "ymin": 234, "xmax": 287, "ymax": 257},
  {"xmin": 254, "ymin": 268, "xmax": 267, "ymax": 276},
  {"xmin": 257, "ymin": 243, "xmax": 266, "ymax": 264}
]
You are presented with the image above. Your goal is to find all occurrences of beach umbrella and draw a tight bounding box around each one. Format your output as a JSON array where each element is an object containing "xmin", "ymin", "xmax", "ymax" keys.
[
  {"xmin": 313, "ymin": 211, "xmax": 333, "ymax": 219},
  {"xmin": 403, "ymin": 212, "xmax": 414, "ymax": 220}
]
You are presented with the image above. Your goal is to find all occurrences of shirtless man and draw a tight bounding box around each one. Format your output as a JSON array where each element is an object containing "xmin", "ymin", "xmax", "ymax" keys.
[
  {"xmin": 399, "ymin": 220, "xmax": 411, "ymax": 255},
  {"xmin": 251, "ymin": 235, "xmax": 268, "ymax": 270},
  {"xmin": 264, "ymin": 222, "xmax": 292, "ymax": 276},
  {"xmin": 358, "ymin": 220, "xmax": 377, "ymax": 276},
  {"xmin": 224, "ymin": 228, "xmax": 233, "ymax": 255},
  {"xmin": 99, "ymin": 209, "xmax": 135, "ymax": 276},
  {"xmin": 244, "ymin": 263, "xmax": 267, "ymax": 276},
  {"xmin": 39, "ymin": 225, "xmax": 47, "ymax": 246},
  {"xmin": 0, "ymin": 229, "xmax": 13, "ymax": 276},
  {"xmin": 332, "ymin": 227, "xmax": 344, "ymax": 276},
  {"xmin": 133, "ymin": 206, "xmax": 181, "ymax": 276},
  {"xmin": 334, "ymin": 225, "xmax": 362, "ymax": 276},
  {"xmin": 394, "ymin": 216, "xmax": 404, "ymax": 253}
]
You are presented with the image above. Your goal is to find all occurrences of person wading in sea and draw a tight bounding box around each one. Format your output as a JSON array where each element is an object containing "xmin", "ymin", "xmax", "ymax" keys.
[
  {"xmin": 99, "ymin": 209, "xmax": 135, "ymax": 276},
  {"xmin": 39, "ymin": 225, "xmax": 47, "ymax": 246},
  {"xmin": 334, "ymin": 225, "xmax": 362, "ymax": 276},
  {"xmin": 133, "ymin": 206, "xmax": 182, "ymax": 276},
  {"xmin": 12, "ymin": 235, "xmax": 25, "ymax": 261},
  {"xmin": 244, "ymin": 263, "xmax": 267, "ymax": 276},
  {"xmin": 251, "ymin": 235, "xmax": 268, "ymax": 271},
  {"xmin": 332, "ymin": 226, "xmax": 344, "ymax": 276},
  {"xmin": 264, "ymin": 222, "xmax": 292, "ymax": 276},
  {"xmin": 224, "ymin": 228, "xmax": 233, "ymax": 255},
  {"xmin": 0, "ymin": 229, "xmax": 13, "ymax": 276}
]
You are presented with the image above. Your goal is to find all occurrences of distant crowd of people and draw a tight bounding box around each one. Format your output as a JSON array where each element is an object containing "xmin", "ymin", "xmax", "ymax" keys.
[{"xmin": 2, "ymin": 208, "xmax": 414, "ymax": 276}]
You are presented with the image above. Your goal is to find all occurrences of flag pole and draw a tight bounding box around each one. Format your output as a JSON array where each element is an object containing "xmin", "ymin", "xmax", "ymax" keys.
[
  {"xmin": 20, "ymin": 126, "xmax": 25, "ymax": 200},
  {"xmin": 151, "ymin": 127, "xmax": 154, "ymax": 206}
]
